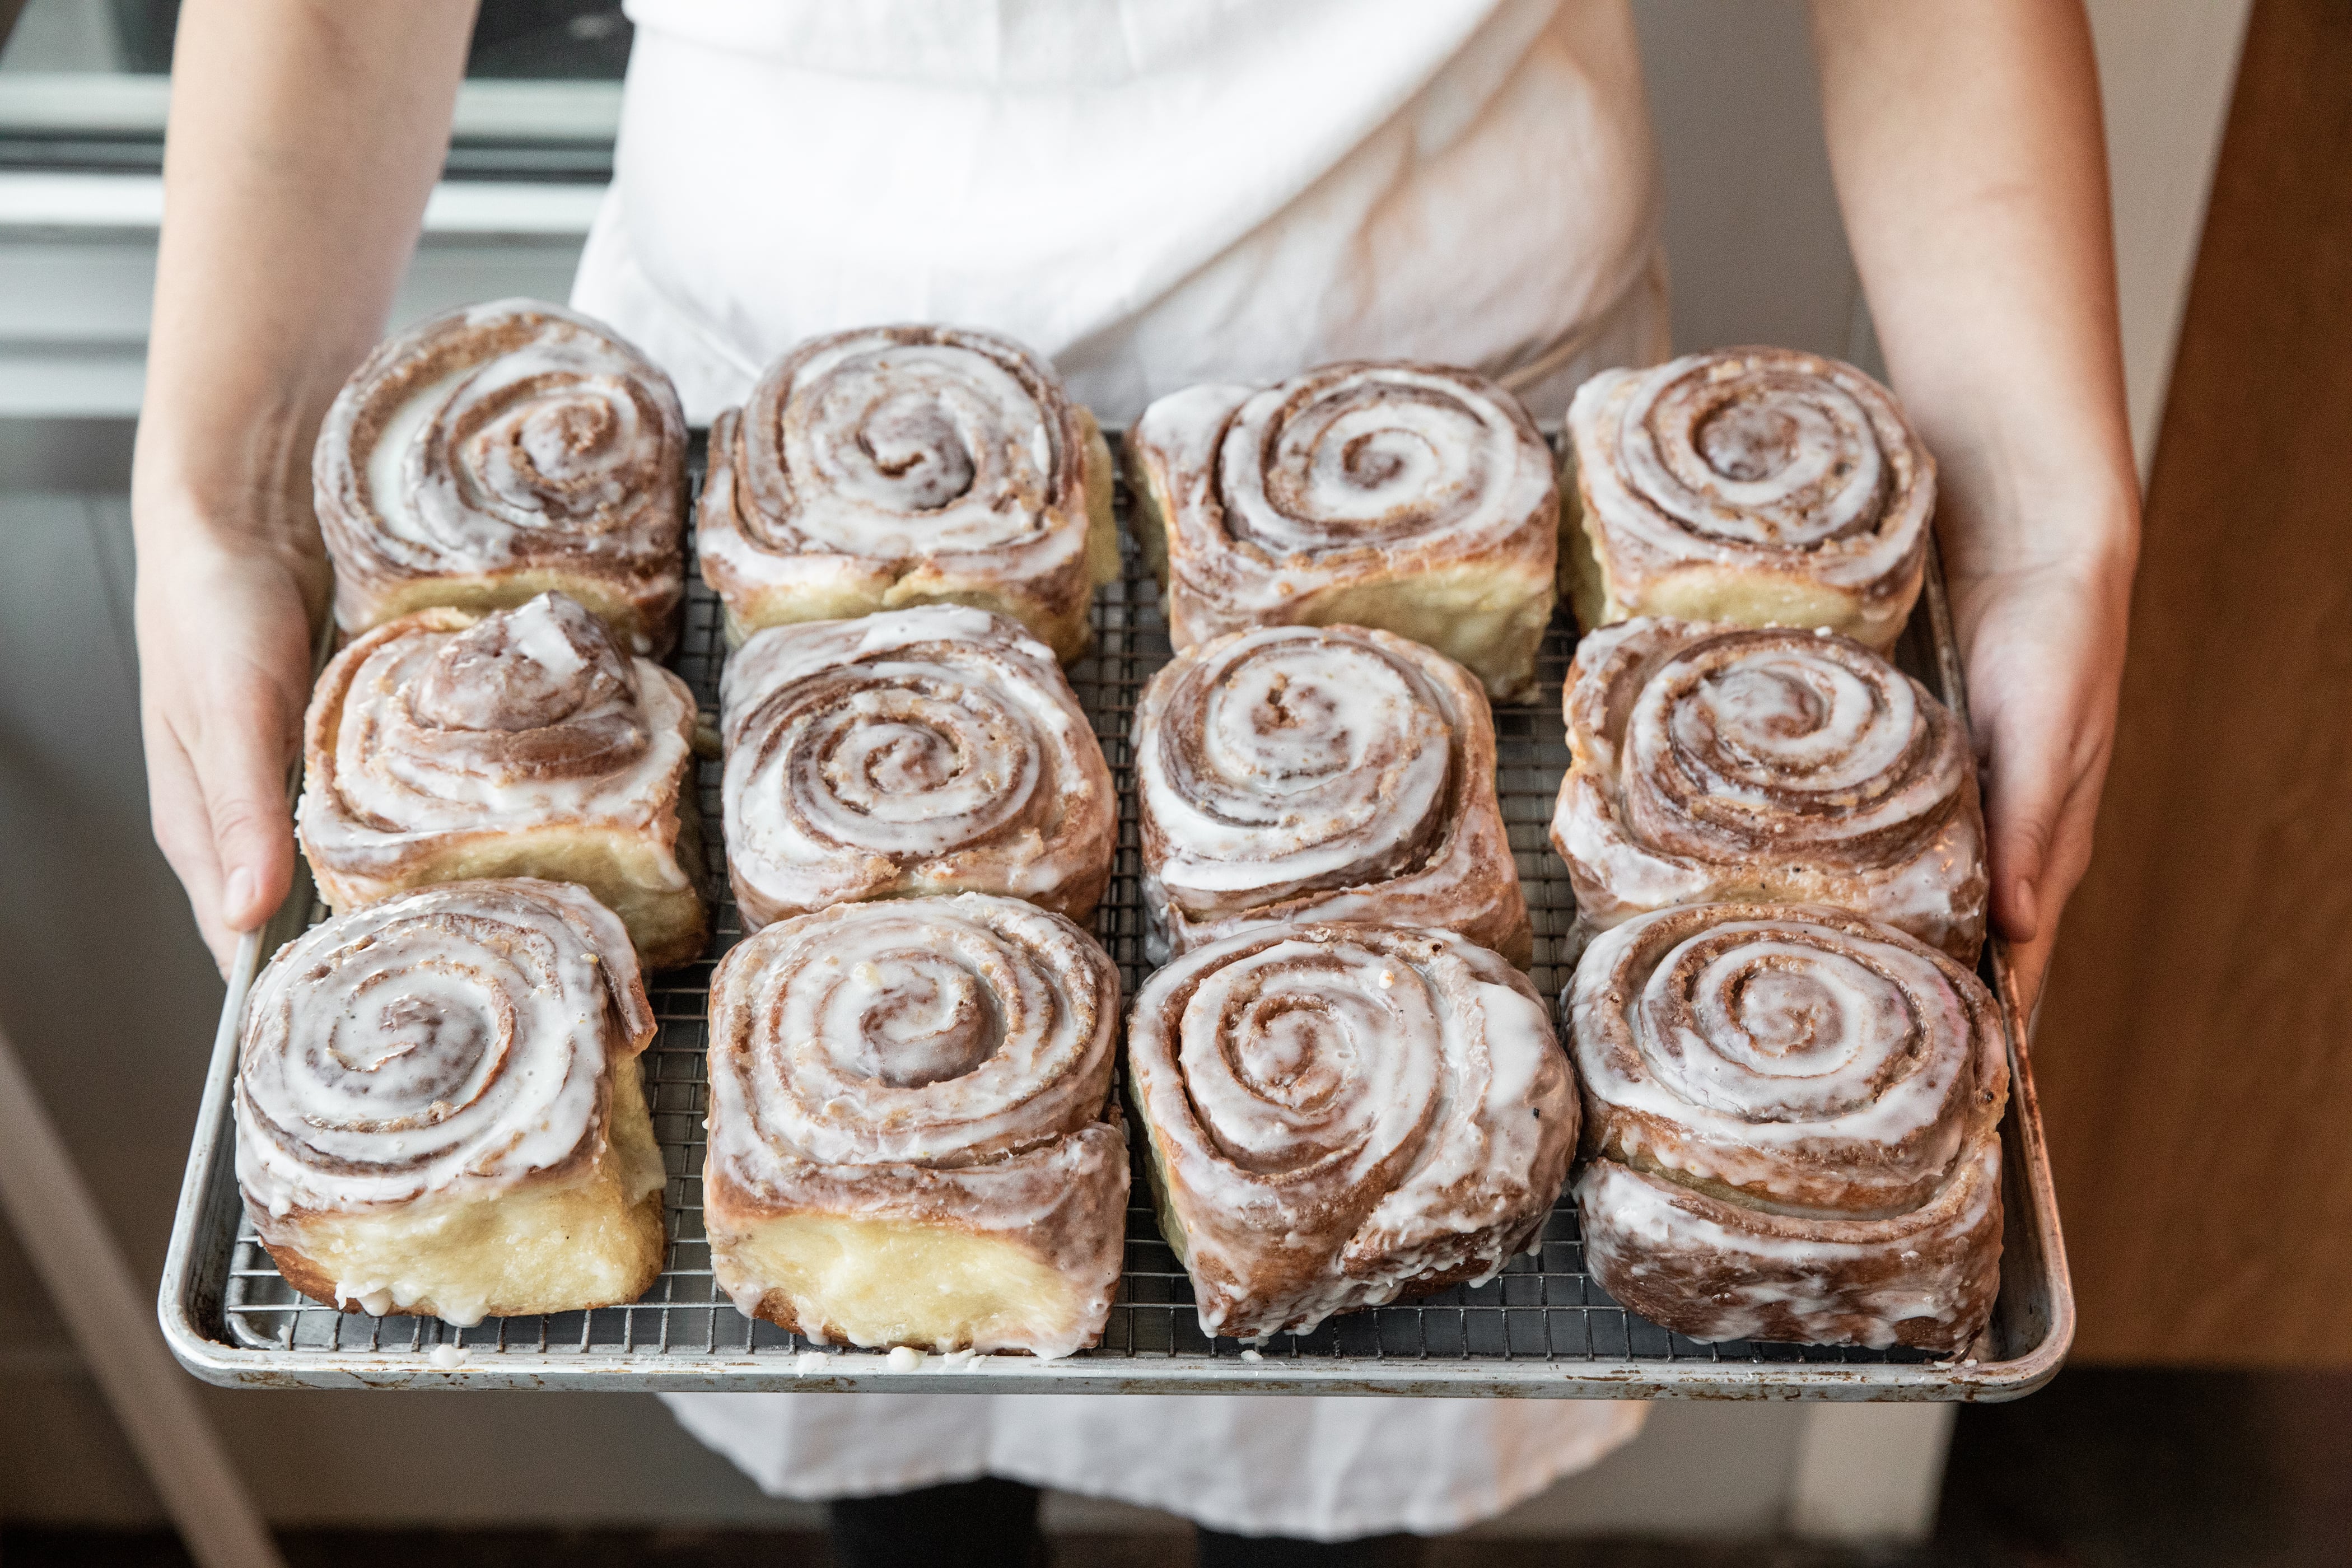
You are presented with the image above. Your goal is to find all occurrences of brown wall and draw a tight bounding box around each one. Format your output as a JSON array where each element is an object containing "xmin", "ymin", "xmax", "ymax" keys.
[{"xmin": 2037, "ymin": 0, "xmax": 2352, "ymax": 1366}]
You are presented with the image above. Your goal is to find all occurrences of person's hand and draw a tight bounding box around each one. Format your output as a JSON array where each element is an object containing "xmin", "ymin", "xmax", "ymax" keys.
[
  {"xmin": 1940, "ymin": 501, "xmax": 2138, "ymax": 1020},
  {"xmin": 133, "ymin": 503, "xmax": 328, "ymax": 972}
]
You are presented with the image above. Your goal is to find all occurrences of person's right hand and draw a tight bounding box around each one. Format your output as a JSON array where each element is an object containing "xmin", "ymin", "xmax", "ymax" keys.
[{"xmin": 133, "ymin": 504, "xmax": 329, "ymax": 973}]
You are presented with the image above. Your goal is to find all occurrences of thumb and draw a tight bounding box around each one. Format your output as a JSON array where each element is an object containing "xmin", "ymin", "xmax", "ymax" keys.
[
  {"xmin": 193, "ymin": 710, "xmax": 298, "ymax": 936},
  {"xmin": 1979, "ymin": 717, "xmax": 2060, "ymax": 948}
]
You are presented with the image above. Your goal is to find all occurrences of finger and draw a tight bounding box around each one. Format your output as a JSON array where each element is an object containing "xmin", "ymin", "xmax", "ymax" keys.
[
  {"xmin": 187, "ymin": 685, "xmax": 299, "ymax": 940},
  {"xmin": 143, "ymin": 708, "xmax": 240, "ymax": 973},
  {"xmin": 2003, "ymin": 922, "xmax": 2059, "ymax": 1028},
  {"xmin": 1976, "ymin": 708, "xmax": 2065, "ymax": 947}
]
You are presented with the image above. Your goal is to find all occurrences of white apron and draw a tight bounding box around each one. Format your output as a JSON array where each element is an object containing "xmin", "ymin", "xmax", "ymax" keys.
[{"xmin": 576, "ymin": 0, "xmax": 1665, "ymax": 1538}]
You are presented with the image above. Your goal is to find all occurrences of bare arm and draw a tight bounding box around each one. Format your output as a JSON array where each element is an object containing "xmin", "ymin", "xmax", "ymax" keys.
[
  {"xmin": 1810, "ymin": 0, "xmax": 2140, "ymax": 1013},
  {"xmin": 133, "ymin": 0, "xmax": 477, "ymax": 967}
]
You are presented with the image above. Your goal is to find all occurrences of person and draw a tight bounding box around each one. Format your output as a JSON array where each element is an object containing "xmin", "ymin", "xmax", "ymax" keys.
[{"xmin": 130, "ymin": 1, "xmax": 2139, "ymax": 1561}]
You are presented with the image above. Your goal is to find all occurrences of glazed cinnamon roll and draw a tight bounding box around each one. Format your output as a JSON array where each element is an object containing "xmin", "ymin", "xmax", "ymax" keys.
[
  {"xmin": 698, "ymin": 324, "xmax": 1119, "ymax": 661},
  {"xmin": 235, "ymin": 879, "xmax": 668, "ymax": 1325},
  {"xmin": 314, "ymin": 299, "xmax": 688, "ymax": 655},
  {"xmin": 1135, "ymin": 624, "xmax": 1531, "ymax": 965},
  {"xmin": 1128, "ymin": 361, "xmax": 1559, "ymax": 699},
  {"xmin": 1569, "ymin": 904, "xmax": 2008, "ymax": 1351},
  {"xmin": 1128, "ymin": 922, "xmax": 1576, "ymax": 1340},
  {"xmin": 1564, "ymin": 348, "xmax": 1934, "ymax": 651},
  {"xmin": 703, "ymin": 894, "xmax": 1127, "ymax": 1358},
  {"xmin": 1551, "ymin": 618, "xmax": 1985, "ymax": 962},
  {"xmin": 297, "ymin": 592, "xmax": 707, "ymax": 969},
  {"xmin": 719, "ymin": 606, "xmax": 1115, "ymax": 931}
]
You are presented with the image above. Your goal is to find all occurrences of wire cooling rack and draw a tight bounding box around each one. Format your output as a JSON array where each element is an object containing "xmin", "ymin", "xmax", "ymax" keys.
[{"xmin": 161, "ymin": 440, "xmax": 2072, "ymax": 1398}]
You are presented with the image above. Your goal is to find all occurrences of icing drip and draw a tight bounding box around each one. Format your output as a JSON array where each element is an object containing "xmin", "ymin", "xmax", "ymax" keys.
[
  {"xmin": 729, "ymin": 326, "xmax": 1082, "ymax": 561},
  {"xmin": 234, "ymin": 879, "xmax": 653, "ymax": 1216},
  {"xmin": 1129, "ymin": 924, "xmax": 1577, "ymax": 1338},
  {"xmin": 316, "ymin": 300, "xmax": 687, "ymax": 641},
  {"xmin": 298, "ymin": 594, "xmax": 696, "ymax": 872},
  {"xmin": 706, "ymin": 895, "xmax": 1120, "ymax": 1179},
  {"xmin": 1550, "ymin": 618, "xmax": 1986, "ymax": 961},
  {"xmin": 718, "ymin": 605, "xmax": 1115, "ymax": 928},
  {"xmin": 1567, "ymin": 347, "xmax": 1933, "ymax": 604}
]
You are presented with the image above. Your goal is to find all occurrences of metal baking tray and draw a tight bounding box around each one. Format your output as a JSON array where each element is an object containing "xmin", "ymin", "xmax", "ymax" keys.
[{"xmin": 161, "ymin": 436, "xmax": 2073, "ymax": 1398}]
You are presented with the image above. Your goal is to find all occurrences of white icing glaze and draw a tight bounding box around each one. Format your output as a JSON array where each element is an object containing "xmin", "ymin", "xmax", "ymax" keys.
[
  {"xmin": 1571, "ymin": 909, "xmax": 1982, "ymax": 1212},
  {"xmin": 1574, "ymin": 1136, "xmax": 2002, "ymax": 1348},
  {"xmin": 298, "ymin": 594, "xmax": 696, "ymax": 877},
  {"xmin": 771, "ymin": 335, "xmax": 1058, "ymax": 555},
  {"xmin": 1550, "ymin": 618, "xmax": 1985, "ymax": 962},
  {"xmin": 316, "ymin": 300, "xmax": 687, "ymax": 639},
  {"xmin": 1569, "ymin": 351, "xmax": 1932, "ymax": 586},
  {"xmin": 718, "ymin": 606, "xmax": 1113, "ymax": 927},
  {"xmin": 707, "ymin": 325, "xmax": 1090, "ymax": 578},
  {"xmin": 1132, "ymin": 360, "xmax": 1556, "ymax": 624},
  {"xmin": 705, "ymin": 895, "xmax": 1118, "ymax": 1178},
  {"xmin": 1128, "ymin": 923, "xmax": 1576, "ymax": 1339},
  {"xmin": 1567, "ymin": 903, "xmax": 2008, "ymax": 1350},
  {"xmin": 234, "ymin": 879, "xmax": 653, "ymax": 1217},
  {"xmin": 1138, "ymin": 626, "xmax": 1452, "ymax": 905}
]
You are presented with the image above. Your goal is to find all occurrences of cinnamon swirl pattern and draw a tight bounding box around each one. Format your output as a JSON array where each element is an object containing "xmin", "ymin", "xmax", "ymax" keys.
[
  {"xmin": 698, "ymin": 324, "xmax": 1119, "ymax": 661},
  {"xmin": 1128, "ymin": 361, "xmax": 1559, "ymax": 699},
  {"xmin": 297, "ymin": 592, "xmax": 707, "ymax": 969},
  {"xmin": 315, "ymin": 299, "xmax": 688, "ymax": 655},
  {"xmin": 1135, "ymin": 624, "xmax": 1531, "ymax": 965},
  {"xmin": 1128, "ymin": 923, "xmax": 1576, "ymax": 1340},
  {"xmin": 1565, "ymin": 348, "xmax": 1934, "ymax": 651},
  {"xmin": 1552, "ymin": 618, "xmax": 1986, "ymax": 962},
  {"xmin": 1569, "ymin": 904, "xmax": 2008, "ymax": 1351},
  {"xmin": 720, "ymin": 606, "xmax": 1115, "ymax": 931},
  {"xmin": 703, "ymin": 895, "xmax": 1127, "ymax": 1358},
  {"xmin": 234, "ymin": 879, "xmax": 668, "ymax": 1326}
]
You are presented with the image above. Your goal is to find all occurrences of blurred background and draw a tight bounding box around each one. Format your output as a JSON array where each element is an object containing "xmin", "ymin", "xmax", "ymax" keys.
[{"xmin": 1, "ymin": 1, "xmax": 2345, "ymax": 1564}]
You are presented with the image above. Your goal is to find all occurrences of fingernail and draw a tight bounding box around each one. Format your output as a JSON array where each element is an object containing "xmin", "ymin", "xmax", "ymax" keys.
[{"xmin": 225, "ymin": 867, "xmax": 257, "ymax": 925}]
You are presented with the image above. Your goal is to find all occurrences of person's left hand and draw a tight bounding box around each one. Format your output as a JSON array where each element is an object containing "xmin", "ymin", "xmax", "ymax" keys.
[{"xmin": 1939, "ymin": 502, "xmax": 2138, "ymax": 1020}]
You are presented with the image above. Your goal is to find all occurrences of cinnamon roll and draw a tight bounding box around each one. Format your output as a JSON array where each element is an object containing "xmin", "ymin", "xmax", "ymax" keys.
[
  {"xmin": 1128, "ymin": 922, "xmax": 1576, "ymax": 1340},
  {"xmin": 1135, "ymin": 624, "xmax": 1531, "ymax": 966},
  {"xmin": 297, "ymin": 592, "xmax": 707, "ymax": 969},
  {"xmin": 1551, "ymin": 618, "xmax": 1985, "ymax": 962},
  {"xmin": 1564, "ymin": 348, "xmax": 1934, "ymax": 651},
  {"xmin": 1569, "ymin": 903, "xmax": 2008, "ymax": 1351},
  {"xmin": 234, "ymin": 879, "xmax": 668, "ymax": 1326},
  {"xmin": 1128, "ymin": 361, "xmax": 1559, "ymax": 699},
  {"xmin": 703, "ymin": 894, "xmax": 1127, "ymax": 1359},
  {"xmin": 314, "ymin": 299, "xmax": 688, "ymax": 656},
  {"xmin": 719, "ymin": 606, "xmax": 1114, "ymax": 932},
  {"xmin": 698, "ymin": 324, "xmax": 1119, "ymax": 662}
]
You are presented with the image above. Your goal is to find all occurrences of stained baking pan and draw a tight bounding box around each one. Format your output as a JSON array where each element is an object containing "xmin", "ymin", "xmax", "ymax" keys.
[{"xmin": 160, "ymin": 436, "xmax": 2073, "ymax": 1398}]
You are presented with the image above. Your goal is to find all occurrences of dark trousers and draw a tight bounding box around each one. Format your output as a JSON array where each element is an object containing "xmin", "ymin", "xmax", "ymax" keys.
[{"xmin": 828, "ymin": 1477, "xmax": 1426, "ymax": 1567}]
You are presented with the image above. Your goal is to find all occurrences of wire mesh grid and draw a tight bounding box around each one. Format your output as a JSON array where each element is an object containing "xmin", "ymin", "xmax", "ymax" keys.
[{"xmin": 207, "ymin": 450, "xmax": 1980, "ymax": 1379}]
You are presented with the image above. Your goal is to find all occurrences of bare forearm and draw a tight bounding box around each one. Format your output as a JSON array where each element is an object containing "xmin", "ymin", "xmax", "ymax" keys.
[
  {"xmin": 1811, "ymin": 0, "xmax": 2139, "ymax": 996},
  {"xmin": 134, "ymin": 0, "xmax": 475, "ymax": 571},
  {"xmin": 1810, "ymin": 0, "xmax": 2138, "ymax": 583}
]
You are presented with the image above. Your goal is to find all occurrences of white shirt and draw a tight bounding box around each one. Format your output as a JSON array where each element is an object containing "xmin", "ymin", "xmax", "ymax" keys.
[{"xmin": 575, "ymin": 0, "xmax": 1664, "ymax": 1538}]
